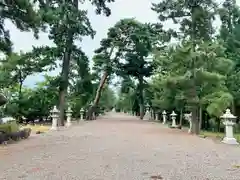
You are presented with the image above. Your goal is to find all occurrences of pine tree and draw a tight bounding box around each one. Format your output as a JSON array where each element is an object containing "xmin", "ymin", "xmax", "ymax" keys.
[{"xmin": 152, "ymin": 0, "xmax": 221, "ymax": 134}]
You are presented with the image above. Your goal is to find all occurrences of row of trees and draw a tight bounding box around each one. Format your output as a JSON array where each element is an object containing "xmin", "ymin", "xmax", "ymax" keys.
[
  {"xmin": 115, "ymin": 0, "xmax": 240, "ymax": 135},
  {"xmin": 1, "ymin": 0, "xmax": 240, "ymax": 136},
  {"xmin": 0, "ymin": 0, "xmax": 117, "ymax": 122}
]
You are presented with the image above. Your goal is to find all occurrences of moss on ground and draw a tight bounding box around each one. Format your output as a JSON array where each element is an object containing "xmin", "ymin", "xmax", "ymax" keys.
[
  {"xmin": 200, "ymin": 131, "xmax": 240, "ymax": 142},
  {"xmin": 20, "ymin": 124, "xmax": 50, "ymax": 133}
]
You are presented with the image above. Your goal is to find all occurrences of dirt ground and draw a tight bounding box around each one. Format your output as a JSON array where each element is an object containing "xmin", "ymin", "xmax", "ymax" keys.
[{"xmin": 0, "ymin": 112, "xmax": 240, "ymax": 180}]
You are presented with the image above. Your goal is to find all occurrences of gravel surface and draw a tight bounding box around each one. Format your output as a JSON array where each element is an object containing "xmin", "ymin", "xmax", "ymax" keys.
[{"xmin": 0, "ymin": 112, "xmax": 240, "ymax": 180}]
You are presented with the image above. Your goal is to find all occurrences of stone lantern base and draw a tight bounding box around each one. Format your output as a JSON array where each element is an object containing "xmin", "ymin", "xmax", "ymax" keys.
[
  {"xmin": 222, "ymin": 137, "xmax": 239, "ymax": 145},
  {"xmin": 65, "ymin": 121, "xmax": 71, "ymax": 127},
  {"xmin": 50, "ymin": 126, "xmax": 58, "ymax": 131}
]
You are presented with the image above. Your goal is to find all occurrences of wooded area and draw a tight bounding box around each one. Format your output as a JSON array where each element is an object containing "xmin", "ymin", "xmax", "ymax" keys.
[{"xmin": 1, "ymin": 0, "xmax": 240, "ymax": 136}]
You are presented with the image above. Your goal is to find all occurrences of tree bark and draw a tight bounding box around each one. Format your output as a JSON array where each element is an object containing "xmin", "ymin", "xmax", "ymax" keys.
[
  {"xmin": 190, "ymin": 5, "xmax": 200, "ymax": 135},
  {"xmin": 0, "ymin": 94, "xmax": 7, "ymax": 106},
  {"xmin": 179, "ymin": 108, "xmax": 183, "ymax": 127},
  {"xmin": 199, "ymin": 106, "xmax": 202, "ymax": 132},
  {"xmin": 86, "ymin": 45, "xmax": 116, "ymax": 120},
  {"xmin": 59, "ymin": 48, "xmax": 72, "ymax": 126},
  {"xmin": 138, "ymin": 76, "xmax": 144, "ymax": 119},
  {"xmin": 86, "ymin": 71, "xmax": 108, "ymax": 120},
  {"xmin": 58, "ymin": 0, "xmax": 77, "ymax": 126}
]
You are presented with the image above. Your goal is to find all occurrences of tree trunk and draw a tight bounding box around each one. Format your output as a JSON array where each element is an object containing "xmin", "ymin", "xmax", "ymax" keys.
[
  {"xmin": 18, "ymin": 77, "xmax": 23, "ymax": 121},
  {"xmin": 86, "ymin": 71, "xmax": 108, "ymax": 120},
  {"xmin": 58, "ymin": 0, "xmax": 78, "ymax": 126},
  {"xmin": 86, "ymin": 45, "xmax": 117, "ymax": 120},
  {"xmin": 179, "ymin": 108, "xmax": 183, "ymax": 127},
  {"xmin": 138, "ymin": 76, "xmax": 144, "ymax": 119},
  {"xmin": 231, "ymin": 99, "xmax": 235, "ymax": 115},
  {"xmin": 0, "ymin": 93, "xmax": 7, "ymax": 106},
  {"xmin": 191, "ymin": 105, "xmax": 200, "ymax": 134},
  {"xmin": 190, "ymin": 6, "xmax": 200, "ymax": 135},
  {"xmin": 199, "ymin": 106, "xmax": 202, "ymax": 132},
  {"xmin": 59, "ymin": 49, "xmax": 72, "ymax": 126}
]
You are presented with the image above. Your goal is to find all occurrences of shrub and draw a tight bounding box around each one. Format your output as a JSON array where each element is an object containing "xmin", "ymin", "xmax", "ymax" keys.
[
  {"xmin": 22, "ymin": 128, "xmax": 31, "ymax": 138},
  {"xmin": 7, "ymin": 121, "xmax": 20, "ymax": 132},
  {"xmin": 0, "ymin": 124, "xmax": 12, "ymax": 134},
  {"xmin": 9, "ymin": 131, "xmax": 21, "ymax": 141}
]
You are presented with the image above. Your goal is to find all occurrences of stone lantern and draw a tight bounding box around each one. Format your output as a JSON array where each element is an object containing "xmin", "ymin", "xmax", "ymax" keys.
[
  {"xmin": 220, "ymin": 109, "xmax": 239, "ymax": 145},
  {"xmin": 80, "ymin": 108, "xmax": 84, "ymax": 121},
  {"xmin": 162, "ymin": 110, "xmax": 167, "ymax": 124},
  {"xmin": 65, "ymin": 107, "xmax": 72, "ymax": 127},
  {"xmin": 170, "ymin": 111, "xmax": 177, "ymax": 128},
  {"xmin": 184, "ymin": 113, "xmax": 192, "ymax": 133},
  {"xmin": 155, "ymin": 110, "xmax": 159, "ymax": 121},
  {"xmin": 50, "ymin": 106, "xmax": 59, "ymax": 130},
  {"xmin": 143, "ymin": 103, "xmax": 151, "ymax": 120}
]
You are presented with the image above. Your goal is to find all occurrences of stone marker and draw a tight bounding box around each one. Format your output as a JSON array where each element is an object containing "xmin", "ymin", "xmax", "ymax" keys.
[
  {"xmin": 184, "ymin": 113, "xmax": 192, "ymax": 133},
  {"xmin": 50, "ymin": 106, "xmax": 59, "ymax": 130},
  {"xmin": 80, "ymin": 108, "xmax": 84, "ymax": 121},
  {"xmin": 155, "ymin": 112, "xmax": 159, "ymax": 121},
  {"xmin": 65, "ymin": 107, "xmax": 72, "ymax": 127},
  {"xmin": 220, "ymin": 109, "xmax": 239, "ymax": 145},
  {"xmin": 170, "ymin": 111, "xmax": 177, "ymax": 128},
  {"xmin": 143, "ymin": 104, "xmax": 151, "ymax": 120},
  {"xmin": 162, "ymin": 110, "xmax": 167, "ymax": 124}
]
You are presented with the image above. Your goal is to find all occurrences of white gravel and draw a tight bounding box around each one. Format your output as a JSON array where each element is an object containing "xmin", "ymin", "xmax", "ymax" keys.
[{"xmin": 0, "ymin": 112, "xmax": 240, "ymax": 180}]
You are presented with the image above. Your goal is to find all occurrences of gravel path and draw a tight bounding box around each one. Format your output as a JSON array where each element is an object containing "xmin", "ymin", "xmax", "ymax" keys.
[{"xmin": 0, "ymin": 112, "xmax": 240, "ymax": 180}]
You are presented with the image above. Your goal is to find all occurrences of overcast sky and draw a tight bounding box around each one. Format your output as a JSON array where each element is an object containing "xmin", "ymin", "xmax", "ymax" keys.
[{"xmin": 5, "ymin": 0, "xmax": 238, "ymax": 87}]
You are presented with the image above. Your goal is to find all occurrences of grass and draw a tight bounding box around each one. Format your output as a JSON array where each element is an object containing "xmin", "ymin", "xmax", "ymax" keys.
[
  {"xmin": 20, "ymin": 124, "xmax": 50, "ymax": 133},
  {"xmin": 200, "ymin": 131, "xmax": 240, "ymax": 142}
]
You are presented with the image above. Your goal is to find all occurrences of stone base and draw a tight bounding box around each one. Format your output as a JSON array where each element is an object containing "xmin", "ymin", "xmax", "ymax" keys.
[
  {"xmin": 222, "ymin": 137, "xmax": 239, "ymax": 145},
  {"xmin": 65, "ymin": 122, "xmax": 71, "ymax": 127},
  {"xmin": 143, "ymin": 116, "xmax": 151, "ymax": 121},
  {"xmin": 50, "ymin": 126, "xmax": 58, "ymax": 131}
]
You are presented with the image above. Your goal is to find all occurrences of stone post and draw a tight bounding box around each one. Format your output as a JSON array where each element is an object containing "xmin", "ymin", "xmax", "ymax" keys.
[
  {"xmin": 162, "ymin": 110, "xmax": 167, "ymax": 124},
  {"xmin": 80, "ymin": 108, "xmax": 84, "ymax": 121},
  {"xmin": 155, "ymin": 112, "xmax": 158, "ymax": 121},
  {"xmin": 220, "ymin": 109, "xmax": 239, "ymax": 145},
  {"xmin": 143, "ymin": 104, "xmax": 151, "ymax": 120},
  {"xmin": 50, "ymin": 106, "xmax": 59, "ymax": 130},
  {"xmin": 184, "ymin": 113, "xmax": 192, "ymax": 133},
  {"xmin": 65, "ymin": 107, "xmax": 72, "ymax": 127},
  {"xmin": 170, "ymin": 111, "xmax": 177, "ymax": 128},
  {"xmin": 92, "ymin": 112, "xmax": 96, "ymax": 120}
]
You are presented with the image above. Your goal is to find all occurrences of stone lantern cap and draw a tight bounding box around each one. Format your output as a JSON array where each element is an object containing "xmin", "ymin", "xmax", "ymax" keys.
[
  {"xmin": 50, "ymin": 106, "xmax": 59, "ymax": 114},
  {"xmin": 220, "ymin": 109, "xmax": 236, "ymax": 120},
  {"xmin": 66, "ymin": 107, "xmax": 72, "ymax": 113},
  {"xmin": 170, "ymin": 111, "xmax": 177, "ymax": 117},
  {"xmin": 162, "ymin": 110, "xmax": 167, "ymax": 115},
  {"xmin": 80, "ymin": 108, "xmax": 84, "ymax": 113}
]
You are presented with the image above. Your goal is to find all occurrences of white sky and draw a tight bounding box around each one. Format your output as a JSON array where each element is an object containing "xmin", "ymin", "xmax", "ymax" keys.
[{"xmin": 4, "ymin": 0, "xmax": 240, "ymax": 87}]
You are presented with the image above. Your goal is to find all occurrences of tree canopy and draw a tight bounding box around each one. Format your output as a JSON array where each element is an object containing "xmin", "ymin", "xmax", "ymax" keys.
[{"xmin": 1, "ymin": 0, "xmax": 240, "ymax": 136}]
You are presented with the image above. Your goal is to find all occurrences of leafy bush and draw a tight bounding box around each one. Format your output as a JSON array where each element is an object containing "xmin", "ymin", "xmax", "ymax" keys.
[
  {"xmin": 22, "ymin": 128, "xmax": 31, "ymax": 138},
  {"xmin": 7, "ymin": 121, "xmax": 19, "ymax": 132},
  {"xmin": 0, "ymin": 121, "xmax": 19, "ymax": 133},
  {"xmin": 0, "ymin": 122, "xmax": 31, "ymax": 144},
  {"xmin": 0, "ymin": 124, "xmax": 12, "ymax": 134}
]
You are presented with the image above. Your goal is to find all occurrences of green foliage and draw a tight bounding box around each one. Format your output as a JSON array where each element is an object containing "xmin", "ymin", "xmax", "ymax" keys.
[
  {"xmin": 99, "ymin": 85, "xmax": 116, "ymax": 110},
  {"xmin": 0, "ymin": 0, "xmax": 42, "ymax": 54},
  {"xmin": 0, "ymin": 121, "xmax": 19, "ymax": 133},
  {"xmin": 152, "ymin": 41, "xmax": 233, "ymax": 117}
]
